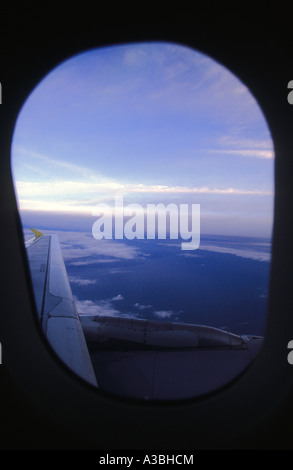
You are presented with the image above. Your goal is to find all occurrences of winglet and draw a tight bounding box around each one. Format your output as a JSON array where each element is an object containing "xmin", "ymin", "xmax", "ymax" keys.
[{"xmin": 30, "ymin": 228, "xmax": 44, "ymax": 238}]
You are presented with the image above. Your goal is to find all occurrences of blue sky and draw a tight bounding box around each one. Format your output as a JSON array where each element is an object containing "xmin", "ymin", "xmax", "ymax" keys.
[{"xmin": 11, "ymin": 42, "xmax": 274, "ymax": 237}]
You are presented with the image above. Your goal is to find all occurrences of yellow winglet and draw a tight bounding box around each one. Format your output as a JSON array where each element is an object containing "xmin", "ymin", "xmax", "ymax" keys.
[{"xmin": 30, "ymin": 228, "xmax": 44, "ymax": 238}]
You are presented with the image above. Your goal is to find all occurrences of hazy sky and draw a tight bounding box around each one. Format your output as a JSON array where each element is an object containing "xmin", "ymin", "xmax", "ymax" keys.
[{"xmin": 11, "ymin": 42, "xmax": 275, "ymax": 237}]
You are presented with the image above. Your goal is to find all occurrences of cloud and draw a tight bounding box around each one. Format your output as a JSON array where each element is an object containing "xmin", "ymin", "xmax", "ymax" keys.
[
  {"xmin": 68, "ymin": 276, "xmax": 96, "ymax": 286},
  {"xmin": 258, "ymin": 292, "xmax": 267, "ymax": 299},
  {"xmin": 16, "ymin": 180, "xmax": 272, "ymax": 214},
  {"xmin": 14, "ymin": 142, "xmax": 273, "ymax": 216},
  {"xmin": 75, "ymin": 297, "xmax": 137, "ymax": 319},
  {"xmin": 134, "ymin": 302, "xmax": 152, "ymax": 310},
  {"xmin": 112, "ymin": 294, "xmax": 124, "ymax": 301},
  {"xmin": 108, "ymin": 268, "xmax": 131, "ymax": 275},
  {"xmin": 153, "ymin": 310, "xmax": 178, "ymax": 319},
  {"xmin": 214, "ymin": 149, "xmax": 273, "ymax": 159},
  {"xmin": 53, "ymin": 230, "xmax": 141, "ymax": 261},
  {"xmin": 75, "ymin": 298, "xmax": 119, "ymax": 316},
  {"xmin": 180, "ymin": 253, "xmax": 202, "ymax": 258},
  {"xmin": 70, "ymin": 258, "xmax": 119, "ymax": 266},
  {"xmin": 161, "ymin": 236, "xmax": 271, "ymax": 261},
  {"xmin": 219, "ymin": 135, "xmax": 273, "ymax": 148},
  {"xmin": 13, "ymin": 43, "xmax": 274, "ymax": 242},
  {"xmin": 215, "ymin": 136, "xmax": 274, "ymax": 159},
  {"xmin": 25, "ymin": 149, "xmax": 91, "ymax": 175},
  {"xmin": 199, "ymin": 243, "xmax": 271, "ymax": 262},
  {"xmin": 75, "ymin": 296, "xmax": 182, "ymax": 322}
]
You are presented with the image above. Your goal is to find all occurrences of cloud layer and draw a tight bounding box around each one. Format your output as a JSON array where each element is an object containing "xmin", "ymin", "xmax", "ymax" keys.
[{"xmin": 12, "ymin": 42, "xmax": 274, "ymax": 239}]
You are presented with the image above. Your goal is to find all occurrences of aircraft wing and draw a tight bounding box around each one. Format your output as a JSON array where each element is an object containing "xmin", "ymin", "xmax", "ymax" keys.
[
  {"xmin": 25, "ymin": 230, "xmax": 97, "ymax": 387},
  {"xmin": 25, "ymin": 230, "xmax": 263, "ymax": 400},
  {"xmin": 80, "ymin": 315, "xmax": 263, "ymax": 400}
]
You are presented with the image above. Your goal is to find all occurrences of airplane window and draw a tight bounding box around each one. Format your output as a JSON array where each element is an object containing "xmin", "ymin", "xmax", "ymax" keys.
[{"xmin": 11, "ymin": 42, "xmax": 274, "ymax": 401}]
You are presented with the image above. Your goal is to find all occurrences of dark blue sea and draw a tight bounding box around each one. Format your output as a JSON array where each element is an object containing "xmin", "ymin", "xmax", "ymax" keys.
[{"xmin": 62, "ymin": 233, "xmax": 271, "ymax": 337}]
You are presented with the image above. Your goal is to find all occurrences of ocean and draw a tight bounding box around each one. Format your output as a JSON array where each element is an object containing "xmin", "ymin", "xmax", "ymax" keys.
[{"xmin": 61, "ymin": 233, "xmax": 271, "ymax": 337}]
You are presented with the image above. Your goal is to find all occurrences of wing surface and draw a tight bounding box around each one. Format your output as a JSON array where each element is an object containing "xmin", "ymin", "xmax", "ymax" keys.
[
  {"xmin": 80, "ymin": 315, "xmax": 263, "ymax": 400},
  {"xmin": 26, "ymin": 231, "xmax": 97, "ymax": 387}
]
